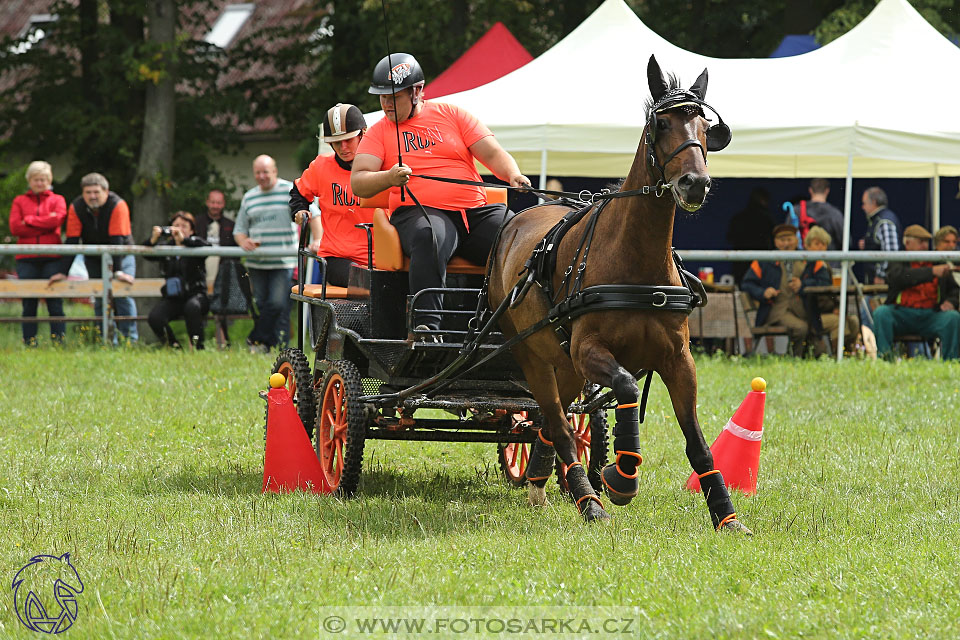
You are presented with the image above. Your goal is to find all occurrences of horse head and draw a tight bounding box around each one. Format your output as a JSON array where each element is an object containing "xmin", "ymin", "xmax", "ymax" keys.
[{"xmin": 645, "ymin": 55, "xmax": 731, "ymax": 212}]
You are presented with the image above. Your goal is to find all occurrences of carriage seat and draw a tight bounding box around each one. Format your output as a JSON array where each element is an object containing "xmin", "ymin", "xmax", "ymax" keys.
[
  {"xmin": 290, "ymin": 283, "xmax": 349, "ymax": 299},
  {"xmin": 360, "ymin": 187, "xmax": 507, "ymax": 275}
]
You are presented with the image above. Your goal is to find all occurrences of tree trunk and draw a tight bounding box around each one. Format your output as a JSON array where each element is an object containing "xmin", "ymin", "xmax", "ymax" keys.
[
  {"xmin": 133, "ymin": 0, "xmax": 176, "ymax": 252},
  {"xmin": 133, "ymin": 0, "xmax": 177, "ymax": 338}
]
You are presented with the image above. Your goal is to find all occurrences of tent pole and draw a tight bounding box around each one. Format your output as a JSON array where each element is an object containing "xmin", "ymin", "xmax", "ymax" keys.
[
  {"xmin": 836, "ymin": 154, "xmax": 854, "ymax": 362},
  {"xmin": 932, "ymin": 164, "xmax": 941, "ymax": 231},
  {"xmin": 538, "ymin": 149, "xmax": 548, "ymax": 204}
]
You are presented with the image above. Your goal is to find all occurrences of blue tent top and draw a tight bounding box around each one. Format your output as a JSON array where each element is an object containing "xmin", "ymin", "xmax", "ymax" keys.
[{"xmin": 770, "ymin": 35, "xmax": 820, "ymax": 57}]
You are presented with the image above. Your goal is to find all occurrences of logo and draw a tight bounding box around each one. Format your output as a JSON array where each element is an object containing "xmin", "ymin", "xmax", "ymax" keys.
[
  {"xmin": 12, "ymin": 553, "xmax": 84, "ymax": 634},
  {"xmin": 390, "ymin": 62, "xmax": 412, "ymax": 85}
]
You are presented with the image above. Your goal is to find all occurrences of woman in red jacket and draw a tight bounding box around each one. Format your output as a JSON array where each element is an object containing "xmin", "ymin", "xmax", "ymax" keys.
[{"xmin": 9, "ymin": 161, "xmax": 68, "ymax": 345}]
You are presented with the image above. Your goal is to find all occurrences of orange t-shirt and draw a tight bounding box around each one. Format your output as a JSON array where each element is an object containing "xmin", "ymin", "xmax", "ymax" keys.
[
  {"xmin": 295, "ymin": 154, "xmax": 374, "ymax": 265},
  {"xmin": 357, "ymin": 101, "xmax": 493, "ymax": 214}
]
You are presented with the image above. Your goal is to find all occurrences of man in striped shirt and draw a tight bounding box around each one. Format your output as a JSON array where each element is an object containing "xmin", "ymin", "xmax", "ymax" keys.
[{"xmin": 234, "ymin": 155, "xmax": 298, "ymax": 351}]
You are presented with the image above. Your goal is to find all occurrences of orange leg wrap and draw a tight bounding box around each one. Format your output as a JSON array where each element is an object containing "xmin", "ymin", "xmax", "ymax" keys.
[{"xmin": 716, "ymin": 512, "xmax": 737, "ymax": 530}]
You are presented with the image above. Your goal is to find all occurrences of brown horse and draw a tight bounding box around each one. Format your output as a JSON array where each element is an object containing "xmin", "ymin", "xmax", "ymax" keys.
[{"xmin": 488, "ymin": 55, "xmax": 751, "ymax": 533}]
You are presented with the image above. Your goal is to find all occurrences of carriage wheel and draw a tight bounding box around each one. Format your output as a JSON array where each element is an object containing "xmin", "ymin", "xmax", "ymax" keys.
[
  {"xmin": 272, "ymin": 348, "xmax": 316, "ymax": 439},
  {"xmin": 556, "ymin": 396, "xmax": 609, "ymax": 495},
  {"xmin": 315, "ymin": 360, "xmax": 367, "ymax": 496},
  {"xmin": 497, "ymin": 412, "xmax": 534, "ymax": 487}
]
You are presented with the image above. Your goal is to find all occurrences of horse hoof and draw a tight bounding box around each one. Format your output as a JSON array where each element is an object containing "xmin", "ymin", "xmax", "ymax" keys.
[
  {"xmin": 581, "ymin": 502, "xmax": 611, "ymax": 523},
  {"xmin": 601, "ymin": 464, "xmax": 638, "ymax": 506},
  {"xmin": 527, "ymin": 484, "xmax": 548, "ymax": 507},
  {"xmin": 719, "ymin": 519, "xmax": 753, "ymax": 535}
]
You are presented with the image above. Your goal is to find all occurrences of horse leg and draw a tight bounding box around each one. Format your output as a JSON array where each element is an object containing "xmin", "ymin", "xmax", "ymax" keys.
[
  {"xmin": 574, "ymin": 342, "xmax": 643, "ymax": 506},
  {"xmin": 660, "ymin": 353, "xmax": 752, "ymax": 534},
  {"xmin": 515, "ymin": 346, "xmax": 609, "ymax": 521}
]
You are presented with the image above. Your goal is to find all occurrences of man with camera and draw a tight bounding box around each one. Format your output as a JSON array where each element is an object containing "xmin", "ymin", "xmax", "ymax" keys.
[{"xmin": 143, "ymin": 212, "xmax": 210, "ymax": 349}]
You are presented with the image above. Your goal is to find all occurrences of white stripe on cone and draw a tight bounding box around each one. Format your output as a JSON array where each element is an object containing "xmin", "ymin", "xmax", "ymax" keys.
[{"xmin": 723, "ymin": 419, "xmax": 762, "ymax": 441}]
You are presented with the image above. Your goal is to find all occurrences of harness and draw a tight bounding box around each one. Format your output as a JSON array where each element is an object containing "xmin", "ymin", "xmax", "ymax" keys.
[{"xmin": 364, "ymin": 89, "xmax": 727, "ymax": 403}]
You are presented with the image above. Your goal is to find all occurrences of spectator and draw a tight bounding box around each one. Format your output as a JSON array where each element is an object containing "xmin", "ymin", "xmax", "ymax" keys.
[
  {"xmin": 234, "ymin": 155, "xmax": 297, "ymax": 352},
  {"xmin": 726, "ymin": 188, "xmax": 775, "ymax": 285},
  {"xmin": 194, "ymin": 188, "xmax": 236, "ymax": 284},
  {"xmin": 857, "ymin": 186, "xmax": 901, "ymax": 284},
  {"xmin": 934, "ymin": 225, "xmax": 958, "ymax": 252},
  {"xmin": 873, "ymin": 224, "xmax": 960, "ymax": 360},
  {"xmin": 143, "ymin": 212, "xmax": 210, "ymax": 349},
  {"xmin": 806, "ymin": 178, "xmax": 844, "ymax": 250},
  {"xmin": 291, "ymin": 103, "xmax": 375, "ymax": 287},
  {"xmin": 741, "ymin": 223, "xmax": 831, "ymax": 356},
  {"xmin": 50, "ymin": 172, "xmax": 138, "ymax": 343},
  {"xmin": 8, "ymin": 161, "xmax": 68, "ymax": 345},
  {"xmin": 352, "ymin": 52, "xmax": 530, "ymax": 334},
  {"xmin": 194, "ymin": 188, "xmax": 240, "ymax": 348},
  {"xmin": 804, "ymin": 226, "xmax": 858, "ymax": 353}
]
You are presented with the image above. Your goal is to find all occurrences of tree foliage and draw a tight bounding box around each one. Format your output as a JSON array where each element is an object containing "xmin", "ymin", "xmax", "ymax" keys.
[
  {"xmin": 0, "ymin": 0, "xmax": 255, "ymax": 220},
  {"xmin": 814, "ymin": 0, "xmax": 959, "ymax": 44}
]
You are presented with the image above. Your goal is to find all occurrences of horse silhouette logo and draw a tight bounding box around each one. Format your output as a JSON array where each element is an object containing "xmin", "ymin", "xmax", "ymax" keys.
[{"xmin": 12, "ymin": 553, "xmax": 84, "ymax": 634}]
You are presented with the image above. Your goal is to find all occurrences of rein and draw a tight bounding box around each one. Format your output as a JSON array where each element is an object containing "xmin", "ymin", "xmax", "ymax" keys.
[{"xmin": 409, "ymin": 173, "xmax": 673, "ymax": 202}]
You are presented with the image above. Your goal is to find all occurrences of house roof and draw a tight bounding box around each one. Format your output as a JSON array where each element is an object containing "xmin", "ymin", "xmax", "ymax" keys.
[{"xmin": 0, "ymin": 0, "xmax": 54, "ymax": 39}]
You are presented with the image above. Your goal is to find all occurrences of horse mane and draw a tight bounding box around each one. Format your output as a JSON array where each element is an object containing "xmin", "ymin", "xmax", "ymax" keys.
[{"xmin": 644, "ymin": 72, "xmax": 703, "ymax": 120}]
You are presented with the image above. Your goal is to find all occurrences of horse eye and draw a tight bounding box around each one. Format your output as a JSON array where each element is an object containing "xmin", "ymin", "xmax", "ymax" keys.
[{"xmin": 656, "ymin": 118, "xmax": 668, "ymax": 131}]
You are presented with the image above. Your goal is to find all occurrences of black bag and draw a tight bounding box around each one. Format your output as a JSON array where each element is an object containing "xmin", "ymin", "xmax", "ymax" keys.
[{"xmin": 210, "ymin": 259, "xmax": 256, "ymax": 318}]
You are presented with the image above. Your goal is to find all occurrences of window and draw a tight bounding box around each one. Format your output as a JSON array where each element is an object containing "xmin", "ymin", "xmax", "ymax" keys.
[
  {"xmin": 11, "ymin": 14, "xmax": 57, "ymax": 55},
  {"xmin": 204, "ymin": 4, "xmax": 255, "ymax": 49}
]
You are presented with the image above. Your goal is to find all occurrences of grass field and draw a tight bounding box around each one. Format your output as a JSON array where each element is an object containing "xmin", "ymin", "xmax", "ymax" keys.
[{"xmin": 1, "ymin": 334, "xmax": 959, "ymax": 638}]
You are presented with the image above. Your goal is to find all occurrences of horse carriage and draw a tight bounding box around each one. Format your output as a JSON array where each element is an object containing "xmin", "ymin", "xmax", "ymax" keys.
[
  {"xmin": 272, "ymin": 184, "xmax": 610, "ymax": 499},
  {"xmin": 268, "ymin": 56, "xmax": 751, "ymax": 533}
]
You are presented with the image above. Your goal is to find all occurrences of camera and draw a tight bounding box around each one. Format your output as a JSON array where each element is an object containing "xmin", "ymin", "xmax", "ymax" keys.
[{"xmin": 160, "ymin": 226, "xmax": 174, "ymax": 237}]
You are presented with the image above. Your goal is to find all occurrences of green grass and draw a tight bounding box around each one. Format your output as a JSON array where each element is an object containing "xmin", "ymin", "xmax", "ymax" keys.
[{"xmin": 1, "ymin": 343, "xmax": 959, "ymax": 638}]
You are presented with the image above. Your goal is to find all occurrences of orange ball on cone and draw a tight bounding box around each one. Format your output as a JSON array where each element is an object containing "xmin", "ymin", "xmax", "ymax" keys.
[{"xmin": 686, "ymin": 377, "xmax": 765, "ymax": 495}]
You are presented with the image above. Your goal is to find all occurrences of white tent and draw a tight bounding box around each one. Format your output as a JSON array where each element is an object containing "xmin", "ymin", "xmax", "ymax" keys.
[{"xmin": 413, "ymin": 0, "xmax": 960, "ymax": 181}]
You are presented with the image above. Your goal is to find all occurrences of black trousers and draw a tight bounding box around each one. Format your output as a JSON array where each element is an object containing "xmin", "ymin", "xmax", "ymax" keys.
[
  {"xmin": 148, "ymin": 293, "xmax": 209, "ymax": 347},
  {"xmin": 391, "ymin": 203, "xmax": 510, "ymax": 328},
  {"xmin": 311, "ymin": 256, "xmax": 353, "ymax": 288}
]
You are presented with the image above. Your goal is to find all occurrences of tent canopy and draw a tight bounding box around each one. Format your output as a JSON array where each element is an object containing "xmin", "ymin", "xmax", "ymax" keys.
[
  {"xmin": 384, "ymin": 0, "xmax": 960, "ymax": 178},
  {"xmin": 423, "ymin": 22, "xmax": 532, "ymax": 99}
]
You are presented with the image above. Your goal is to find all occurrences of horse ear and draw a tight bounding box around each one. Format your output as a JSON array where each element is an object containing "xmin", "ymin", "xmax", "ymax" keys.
[
  {"xmin": 690, "ymin": 68, "xmax": 708, "ymax": 100},
  {"xmin": 647, "ymin": 55, "xmax": 668, "ymax": 102}
]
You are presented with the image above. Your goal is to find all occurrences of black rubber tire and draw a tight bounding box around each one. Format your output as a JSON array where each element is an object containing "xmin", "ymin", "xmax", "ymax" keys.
[
  {"xmin": 556, "ymin": 408, "xmax": 609, "ymax": 495},
  {"xmin": 272, "ymin": 348, "xmax": 316, "ymax": 439},
  {"xmin": 314, "ymin": 359, "xmax": 367, "ymax": 497}
]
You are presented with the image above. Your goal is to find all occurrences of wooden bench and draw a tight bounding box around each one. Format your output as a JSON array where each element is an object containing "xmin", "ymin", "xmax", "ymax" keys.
[{"xmin": 0, "ymin": 278, "xmax": 241, "ymax": 324}]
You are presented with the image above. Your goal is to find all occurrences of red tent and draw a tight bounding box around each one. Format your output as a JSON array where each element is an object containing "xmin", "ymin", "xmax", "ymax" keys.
[{"xmin": 424, "ymin": 22, "xmax": 533, "ymax": 99}]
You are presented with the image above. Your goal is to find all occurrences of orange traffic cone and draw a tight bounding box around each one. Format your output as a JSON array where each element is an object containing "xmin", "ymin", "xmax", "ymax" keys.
[
  {"xmin": 262, "ymin": 373, "xmax": 332, "ymax": 494},
  {"xmin": 686, "ymin": 377, "xmax": 766, "ymax": 496}
]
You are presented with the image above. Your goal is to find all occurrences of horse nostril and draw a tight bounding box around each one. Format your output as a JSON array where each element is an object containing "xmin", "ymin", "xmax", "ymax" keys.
[{"xmin": 677, "ymin": 174, "xmax": 695, "ymax": 189}]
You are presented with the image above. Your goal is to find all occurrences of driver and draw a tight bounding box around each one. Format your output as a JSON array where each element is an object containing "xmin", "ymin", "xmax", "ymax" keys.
[
  {"xmin": 351, "ymin": 52, "xmax": 531, "ymax": 333},
  {"xmin": 291, "ymin": 103, "xmax": 375, "ymax": 287}
]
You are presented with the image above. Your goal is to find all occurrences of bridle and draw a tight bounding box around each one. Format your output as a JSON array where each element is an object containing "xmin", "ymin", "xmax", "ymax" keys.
[{"xmin": 645, "ymin": 88, "xmax": 731, "ymax": 189}]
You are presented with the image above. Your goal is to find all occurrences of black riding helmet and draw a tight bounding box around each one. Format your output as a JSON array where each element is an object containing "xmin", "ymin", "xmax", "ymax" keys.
[
  {"xmin": 368, "ymin": 53, "xmax": 425, "ymax": 95},
  {"xmin": 322, "ymin": 103, "xmax": 366, "ymax": 143}
]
